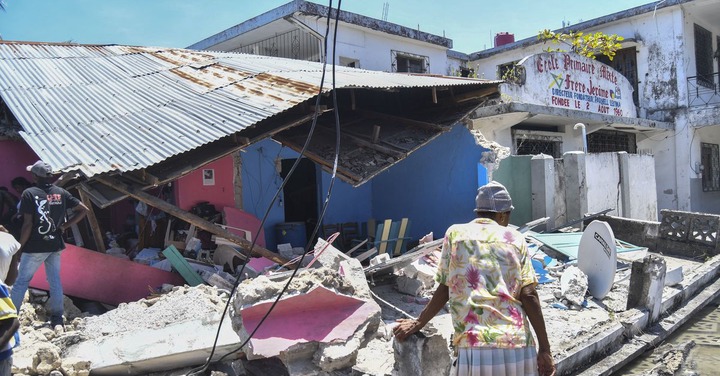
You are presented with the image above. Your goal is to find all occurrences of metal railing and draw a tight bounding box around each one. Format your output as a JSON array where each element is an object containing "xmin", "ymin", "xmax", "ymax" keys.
[{"xmin": 688, "ymin": 73, "xmax": 720, "ymax": 107}]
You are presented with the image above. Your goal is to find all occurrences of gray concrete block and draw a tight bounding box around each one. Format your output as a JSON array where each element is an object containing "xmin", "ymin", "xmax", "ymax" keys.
[
  {"xmin": 396, "ymin": 275, "xmax": 424, "ymax": 296},
  {"xmin": 392, "ymin": 325, "xmax": 451, "ymax": 376}
]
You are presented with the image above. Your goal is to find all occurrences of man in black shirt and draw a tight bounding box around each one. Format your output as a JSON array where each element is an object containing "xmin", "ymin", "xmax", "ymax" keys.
[{"xmin": 10, "ymin": 161, "xmax": 88, "ymax": 330}]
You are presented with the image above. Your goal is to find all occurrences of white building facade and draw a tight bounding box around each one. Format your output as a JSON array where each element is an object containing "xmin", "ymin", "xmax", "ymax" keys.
[
  {"xmin": 468, "ymin": 0, "xmax": 720, "ymax": 215},
  {"xmin": 188, "ymin": 0, "xmax": 461, "ymax": 76}
]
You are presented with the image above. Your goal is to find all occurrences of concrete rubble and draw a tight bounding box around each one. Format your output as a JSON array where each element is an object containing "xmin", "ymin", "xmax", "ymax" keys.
[{"xmin": 9, "ymin": 212, "xmax": 720, "ymax": 376}]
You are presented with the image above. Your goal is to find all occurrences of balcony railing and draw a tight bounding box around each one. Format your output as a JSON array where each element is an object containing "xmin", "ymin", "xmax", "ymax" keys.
[{"xmin": 688, "ymin": 73, "xmax": 720, "ymax": 107}]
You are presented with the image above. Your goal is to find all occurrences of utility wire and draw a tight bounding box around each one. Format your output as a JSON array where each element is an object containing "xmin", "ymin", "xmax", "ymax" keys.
[
  {"xmin": 213, "ymin": 0, "xmax": 343, "ymax": 365},
  {"xmin": 187, "ymin": 1, "xmax": 343, "ymax": 374}
]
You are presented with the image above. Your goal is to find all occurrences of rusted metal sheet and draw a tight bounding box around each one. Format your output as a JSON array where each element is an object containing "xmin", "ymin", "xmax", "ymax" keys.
[{"xmin": 0, "ymin": 41, "xmax": 498, "ymax": 178}]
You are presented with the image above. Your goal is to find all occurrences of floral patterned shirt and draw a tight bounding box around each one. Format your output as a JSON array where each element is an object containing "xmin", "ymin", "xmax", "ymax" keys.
[{"xmin": 436, "ymin": 218, "xmax": 537, "ymax": 349}]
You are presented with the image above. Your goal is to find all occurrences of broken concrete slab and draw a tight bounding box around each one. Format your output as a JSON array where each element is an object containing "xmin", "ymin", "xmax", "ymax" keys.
[
  {"xmin": 309, "ymin": 237, "xmax": 351, "ymax": 271},
  {"xmin": 62, "ymin": 285, "xmax": 242, "ymax": 375},
  {"xmin": 392, "ymin": 324, "xmax": 452, "ymax": 376},
  {"xmin": 235, "ymin": 285, "xmax": 380, "ymax": 360},
  {"xmin": 314, "ymin": 319, "xmax": 376, "ymax": 372},
  {"xmin": 29, "ymin": 244, "xmax": 185, "ymax": 306}
]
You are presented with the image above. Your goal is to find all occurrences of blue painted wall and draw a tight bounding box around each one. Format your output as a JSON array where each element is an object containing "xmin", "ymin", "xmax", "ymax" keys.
[
  {"xmin": 241, "ymin": 138, "xmax": 372, "ymax": 250},
  {"xmin": 317, "ymin": 170, "xmax": 373, "ymax": 227},
  {"xmin": 371, "ymin": 126, "xmax": 489, "ymax": 241},
  {"xmin": 241, "ymin": 140, "xmax": 296, "ymax": 250},
  {"xmin": 242, "ymin": 126, "xmax": 487, "ymax": 250}
]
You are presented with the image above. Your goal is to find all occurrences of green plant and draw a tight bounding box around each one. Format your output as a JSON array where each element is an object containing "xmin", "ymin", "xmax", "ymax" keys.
[{"xmin": 537, "ymin": 29, "xmax": 625, "ymax": 61}]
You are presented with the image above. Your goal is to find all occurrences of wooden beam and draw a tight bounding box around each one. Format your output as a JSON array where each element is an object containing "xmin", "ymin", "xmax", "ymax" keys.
[
  {"xmin": 353, "ymin": 109, "xmax": 444, "ymax": 131},
  {"xmin": 233, "ymin": 152, "xmax": 243, "ymax": 209},
  {"xmin": 316, "ymin": 126, "xmax": 404, "ymax": 158},
  {"xmin": 78, "ymin": 188, "xmax": 107, "ymax": 253},
  {"xmin": 274, "ymin": 141, "xmax": 364, "ymax": 184},
  {"xmin": 432, "ymin": 87, "xmax": 438, "ymax": 104},
  {"xmin": 123, "ymin": 170, "xmax": 160, "ymax": 187},
  {"xmin": 95, "ymin": 176, "xmax": 292, "ymax": 267}
]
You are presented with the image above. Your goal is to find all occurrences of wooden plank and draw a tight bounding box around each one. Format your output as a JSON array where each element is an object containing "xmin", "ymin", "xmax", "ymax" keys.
[
  {"xmin": 233, "ymin": 152, "xmax": 243, "ymax": 209},
  {"xmin": 78, "ymin": 188, "xmax": 106, "ymax": 253},
  {"xmin": 162, "ymin": 245, "xmax": 205, "ymax": 286},
  {"xmin": 344, "ymin": 238, "xmax": 368, "ymax": 256},
  {"xmin": 377, "ymin": 219, "xmax": 392, "ymax": 254},
  {"xmin": 355, "ymin": 247, "xmax": 378, "ymax": 263},
  {"xmin": 95, "ymin": 176, "xmax": 292, "ymax": 267},
  {"xmin": 394, "ymin": 218, "xmax": 409, "ymax": 256}
]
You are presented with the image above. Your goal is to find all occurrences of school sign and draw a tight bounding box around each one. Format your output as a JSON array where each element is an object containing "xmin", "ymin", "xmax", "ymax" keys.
[{"xmin": 501, "ymin": 52, "xmax": 636, "ymax": 118}]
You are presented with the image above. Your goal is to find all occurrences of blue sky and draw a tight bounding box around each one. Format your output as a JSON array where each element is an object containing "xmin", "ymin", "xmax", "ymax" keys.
[{"xmin": 0, "ymin": 0, "xmax": 653, "ymax": 54}]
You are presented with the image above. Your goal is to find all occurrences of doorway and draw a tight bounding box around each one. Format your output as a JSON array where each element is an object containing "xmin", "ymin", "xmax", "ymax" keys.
[{"xmin": 280, "ymin": 158, "xmax": 319, "ymax": 242}]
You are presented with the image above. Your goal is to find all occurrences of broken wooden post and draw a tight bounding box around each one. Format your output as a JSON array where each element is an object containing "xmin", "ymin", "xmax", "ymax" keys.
[
  {"xmin": 372, "ymin": 125, "xmax": 381, "ymax": 144},
  {"xmin": 95, "ymin": 176, "xmax": 291, "ymax": 267},
  {"xmin": 78, "ymin": 188, "xmax": 107, "ymax": 253},
  {"xmin": 626, "ymin": 254, "xmax": 667, "ymax": 322}
]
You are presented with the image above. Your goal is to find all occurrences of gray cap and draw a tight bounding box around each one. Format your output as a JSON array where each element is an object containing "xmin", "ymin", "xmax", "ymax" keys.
[
  {"xmin": 475, "ymin": 181, "xmax": 514, "ymax": 213},
  {"xmin": 26, "ymin": 160, "xmax": 53, "ymax": 177}
]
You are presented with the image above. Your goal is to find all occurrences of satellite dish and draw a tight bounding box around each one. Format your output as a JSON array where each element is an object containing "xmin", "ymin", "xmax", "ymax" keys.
[{"xmin": 578, "ymin": 220, "xmax": 617, "ymax": 300}]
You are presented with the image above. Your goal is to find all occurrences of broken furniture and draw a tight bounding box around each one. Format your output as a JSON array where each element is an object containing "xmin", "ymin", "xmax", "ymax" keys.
[
  {"xmin": 162, "ymin": 245, "xmax": 205, "ymax": 286},
  {"xmin": 223, "ymin": 207, "xmax": 267, "ymax": 248},
  {"xmin": 352, "ymin": 218, "xmax": 411, "ymax": 259}
]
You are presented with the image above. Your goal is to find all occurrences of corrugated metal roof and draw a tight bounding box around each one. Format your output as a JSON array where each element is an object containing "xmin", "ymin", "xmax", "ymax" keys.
[{"xmin": 0, "ymin": 41, "xmax": 500, "ymax": 178}]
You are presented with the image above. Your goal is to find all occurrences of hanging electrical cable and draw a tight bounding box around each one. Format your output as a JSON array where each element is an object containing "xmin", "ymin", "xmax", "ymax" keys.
[{"xmin": 186, "ymin": 1, "xmax": 343, "ymax": 374}]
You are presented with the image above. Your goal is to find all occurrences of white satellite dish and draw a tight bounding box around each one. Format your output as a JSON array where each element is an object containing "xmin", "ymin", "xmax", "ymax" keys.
[{"xmin": 577, "ymin": 220, "xmax": 617, "ymax": 300}]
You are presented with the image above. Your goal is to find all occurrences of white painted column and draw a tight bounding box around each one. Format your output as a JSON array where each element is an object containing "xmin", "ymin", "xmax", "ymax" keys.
[
  {"xmin": 531, "ymin": 153, "xmax": 555, "ymax": 231},
  {"xmin": 563, "ymin": 151, "xmax": 587, "ymax": 227},
  {"xmin": 674, "ymin": 108, "xmax": 692, "ymax": 211},
  {"xmin": 618, "ymin": 151, "xmax": 630, "ymax": 218}
]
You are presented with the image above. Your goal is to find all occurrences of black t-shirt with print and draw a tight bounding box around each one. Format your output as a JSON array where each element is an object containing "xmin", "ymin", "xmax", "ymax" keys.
[{"xmin": 19, "ymin": 184, "xmax": 80, "ymax": 253}]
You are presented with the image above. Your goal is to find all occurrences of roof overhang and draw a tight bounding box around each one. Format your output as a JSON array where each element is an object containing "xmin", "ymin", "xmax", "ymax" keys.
[{"xmin": 469, "ymin": 102, "xmax": 673, "ymax": 134}]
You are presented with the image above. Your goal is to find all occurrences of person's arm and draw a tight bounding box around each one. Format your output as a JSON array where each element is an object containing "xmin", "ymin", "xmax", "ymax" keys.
[
  {"xmin": 18, "ymin": 213, "xmax": 33, "ymax": 249},
  {"xmin": 0, "ymin": 317, "xmax": 19, "ymax": 349},
  {"xmin": 4, "ymin": 253, "xmax": 19, "ymax": 286},
  {"xmin": 393, "ymin": 283, "xmax": 449, "ymax": 341},
  {"xmin": 59, "ymin": 201, "xmax": 89, "ymax": 233},
  {"xmin": 519, "ymin": 284, "xmax": 556, "ymax": 376}
]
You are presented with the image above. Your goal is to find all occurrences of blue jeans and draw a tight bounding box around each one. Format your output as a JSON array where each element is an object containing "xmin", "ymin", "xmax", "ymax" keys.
[{"xmin": 10, "ymin": 251, "xmax": 63, "ymax": 322}]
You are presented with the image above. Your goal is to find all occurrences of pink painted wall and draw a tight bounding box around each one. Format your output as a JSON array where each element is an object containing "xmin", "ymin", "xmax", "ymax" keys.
[
  {"xmin": 175, "ymin": 155, "xmax": 236, "ymax": 212},
  {"xmin": 0, "ymin": 140, "xmax": 39, "ymax": 192}
]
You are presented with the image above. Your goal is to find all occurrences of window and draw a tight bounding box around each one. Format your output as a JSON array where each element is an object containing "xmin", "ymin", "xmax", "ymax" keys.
[
  {"xmin": 497, "ymin": 61, "xmax": 519, "ymax": 80},
  {"xmin": 587, "ymin": 130, "xmax": 636, "ymax": 153},
  {"xmin": 513, "ymin": 130, "xmax": 562, "ymax": 158},
  {"xmin": 701, "ymin": 143, "xmax": 720, "ymax": 192},
  {"xmin": 597, "ymin": 47, "xmax": 639, "ymax": 106},
  {"xmin": 391, "ymin": 50, "xmax": 428, "ymax": 73},
  {"xmin": 694, "ymin": 24, "xmax": 714, "ymax": 89},
  {"xmin": 340, "ymin": 57, "xmax": 359, "ymax": 68}
]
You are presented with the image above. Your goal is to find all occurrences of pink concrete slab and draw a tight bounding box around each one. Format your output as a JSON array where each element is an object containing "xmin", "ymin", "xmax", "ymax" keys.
[
  {"xmin": 247, "ymin": 256, "xmax": 276, "ymax": 271},
  {"xmin": 223, "ymin": 207, "xmax": 266, "ymax": 247},
  {"xmin": 241, "ymin": 286, "xmax": 379, "ymax": 358},
  {"xmin": 30, "ymin": 244, "xmax": 186, "ymax": 305}
]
